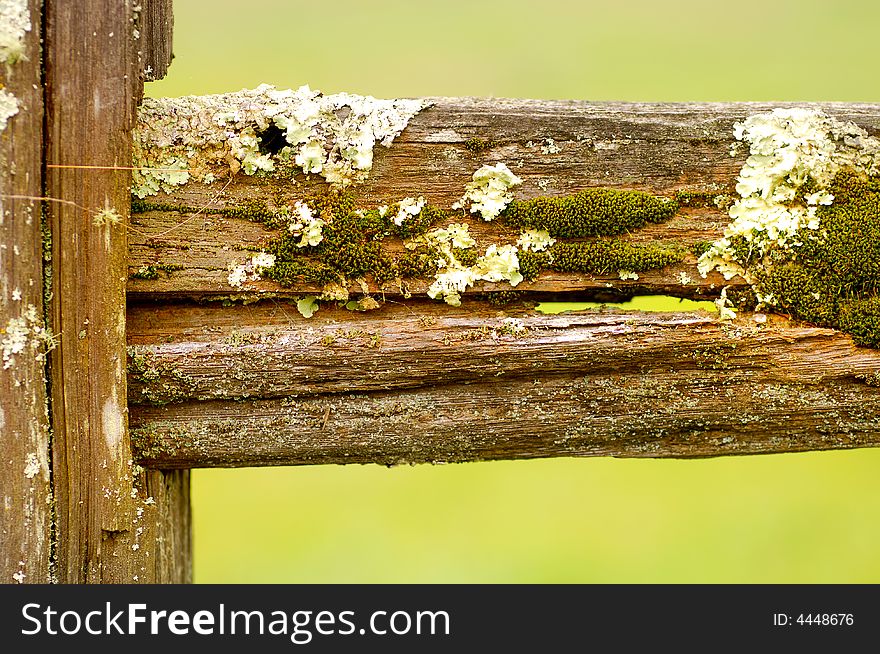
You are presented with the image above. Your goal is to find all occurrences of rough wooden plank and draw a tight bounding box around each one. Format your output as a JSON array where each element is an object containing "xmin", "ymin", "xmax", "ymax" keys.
[
  {"xmin": 127, "ymin": 100, "xmax": 880, "ymax": 300},
  {"xmin": 0, "ymin": 0, "xmax": 51, "ymax": 585},
  {"xmin": 45, "ymin": 0, "xmax": 189, "ymax": 583},
  {"xmin": 127, "ymin": 301, "xmax": 880, "ymax": 467},
  {"xmin": 138, "ymin": 0, "xmax": 173, "ymax": 82}
]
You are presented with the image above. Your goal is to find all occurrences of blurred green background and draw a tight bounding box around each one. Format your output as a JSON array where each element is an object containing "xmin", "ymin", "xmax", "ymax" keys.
[{"xmin": 149, "ymin": 0, "xmax": 880, "ymax": 583}]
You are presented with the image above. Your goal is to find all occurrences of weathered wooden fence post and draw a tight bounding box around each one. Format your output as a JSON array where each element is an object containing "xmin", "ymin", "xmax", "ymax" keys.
[
  {"xmin": 3, "ymin": 0, "xmax": 189, "ymax": 584},
  {"xmin": 44, "ymin": 0, "xmax": 189, "ymax": 584},
  {"xmin": 1, "ymin": 0, "xmax": 51, "ymax": 586}
]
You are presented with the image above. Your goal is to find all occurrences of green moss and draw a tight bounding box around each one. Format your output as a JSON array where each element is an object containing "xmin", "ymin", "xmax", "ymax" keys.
[
  {"xmin": 501, "ymin": 188, "xmax": 678, "ymax": 237},
  {"xmin": 463, "ymin": 137, "xmax": 497, "ymax": 153},
  {"xmin": 690, "ymin": 241, "xmax": 714, "ymax": 258},
  {"xmin": 257, "ymin": 189, "xmax": 449, "ymax": 287},
  {"xmin": 549, "ymin": 241, "xmax": 681, "ymax": 274},
  {"xmin": 135, "ymin": 185, "xmax": 693, "ymax": 300},
  {"xmin": 839, "ymin": 298, "xmax": 880, "ymax": 348},
  {"xmin": 674, "ymin": 189, "xmax": 732, "ymax": 210},
  {"xmin": 129, "ymin": 263, "xmax": 183, "ymax": 280},
  {"xmin": 518, "ymin": 240, "xmax": 681, "ymax": 281},
  {"xmin": 517, "ymin": 251, "xmax": 549, "ymax": 281},
  {"xmin": 127, "ymin": 346, "xmax": 192, "ymax": 405},
  {"xmin": 396, "ymin": 252, "xmax": 440, "ymax": 279},
  {"xmin": 390, "ymin": 204, "xmax": 446, "ymax": 239},
  {"xmin": 741, "ymin": 171, "xmax": 880, "ymax": 347},
  {"xmin": 485, "ymin": 291, "xmax": 525, "ymax": 307}
]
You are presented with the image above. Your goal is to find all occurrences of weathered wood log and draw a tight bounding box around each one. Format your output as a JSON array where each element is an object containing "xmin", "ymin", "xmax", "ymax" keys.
[
  {"xmin": 127, "ymin": 300, "xmax": 880, "ymax": 468},
  {"xmin": 0, "ymin": 0, "xmax": 51, "ymax": 585},
  {"xmin": 45, "ymin": 0, "xmax": 189, "ymax": 584},
  {"xmin": 127, "ymin": 100, "xmax": 880, "ymax": 300}
]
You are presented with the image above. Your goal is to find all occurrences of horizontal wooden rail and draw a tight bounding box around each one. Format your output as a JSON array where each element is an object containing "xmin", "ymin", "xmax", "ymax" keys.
[
  {"xmin": 128, "ymin": 301, "xmax": 880, "ymax": 467},
  {"xmin": 127, "ymin": 100, "xmax": 880, "ymax": 300},
  {"xmin": 126, "ymin": 97, "xmax": 880, "ymax": 468}
]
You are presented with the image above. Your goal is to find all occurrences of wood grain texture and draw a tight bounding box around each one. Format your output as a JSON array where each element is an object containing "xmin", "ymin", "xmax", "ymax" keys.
[
  {"xmin": 128, "ymin": 100, "xmax": 880, "ymax": 300},
  {"xmin": 127, "ymin": 300, "xmax": 880, "ymax": 467},
  {"xmin": 45, "ymin": 0, "xmax": 189, "ymax": 584},
  {"xmin": 138, "ymin": 0, "xmax": 173, "ymax": 82},
  {"xmin": 0, "ymin": 0, "xmax": 51, "ymax": 585}
]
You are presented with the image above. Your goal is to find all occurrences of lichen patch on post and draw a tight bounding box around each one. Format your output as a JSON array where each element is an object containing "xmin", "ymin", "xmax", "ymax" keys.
[
  {"xmin": 1, "ymin": 304, "xmax": 53, "ymax": 370},
  {"xmin": 0, "ymin": 88, "xmax": 18, "ymax": 132},
  {"xmin": 0, "ymin": 0, "xmax": 30, "ymax": 64},
  {"xmin": 133, "ymin": 84, "xmax": 428, "ymax": 197}
]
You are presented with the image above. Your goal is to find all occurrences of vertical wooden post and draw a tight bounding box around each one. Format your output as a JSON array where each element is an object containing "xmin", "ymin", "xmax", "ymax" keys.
[
  {"xmin": 0, "ymin": 0, "xmax": 51, "ymax": 585},
  {"xmin": 45, "ymin": 0, "xmax": 189, "ymax": 583}
]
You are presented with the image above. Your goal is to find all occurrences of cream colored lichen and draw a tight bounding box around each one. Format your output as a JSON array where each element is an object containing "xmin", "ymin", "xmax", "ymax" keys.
[
  {"xmin": 423, "ymin": 236, "xmax": 524, "ymax": 306},
  {"xmin": 540, "ymin": 138, "xmax": 561, "ymax": 155},
  {"xmin": 516, "ymin": 228, "xmax": 555, "ymax": 253},
  {"xmin": 284, "ymin": 201, "xmax": 325, "ymax": 248},
  {"xmin": 0, "ymin": 88, "xmax": 18, "ymax": 132},
  {"xmin": 390, "ymin": 196, "xmax": 426, "ymax": 226},
  {"xmin": 1, "ymin": 304, "xmax": 53, "ymax": 370},
  {"xmin": 0, "ymin": 0, "xmax": 29, "ymax": 64},
  {"xmin": 92, "ymin": 206, "xmax": 122, "ymax": 227},
  {"xmin": 227, "ymin": 252, "xmax": 276, "ymax": 289},
  {"xmin": 133, "ymin": 84, "xmax": 428, "ymax": 197},
  {"xmin": 714, "ymin": 287, "xmax": 737, "ymax": 320},
  {"xmin": 23, "ymin": 452, "xmax": 40, "ymax": 479},
  {"xmin": 296, "ymin": 295, "xmax": 319, "ymax": 318},
  {"xmin": 452, "ymin": 163, "xmax": 522, "ymax": 221},
  {"xmin": 698, "ymin": 108, "xmax": 880, "ymax": 288}
]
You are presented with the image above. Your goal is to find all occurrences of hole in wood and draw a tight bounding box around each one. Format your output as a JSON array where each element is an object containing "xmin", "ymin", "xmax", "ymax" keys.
[{"xmin": 257, "ymin": 124, "xmax": 287, "ymax": 156}]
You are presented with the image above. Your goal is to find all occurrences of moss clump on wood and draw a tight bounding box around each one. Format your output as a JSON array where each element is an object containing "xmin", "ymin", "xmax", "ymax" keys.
[
  {"xmin": 462, "ymin": 137, "xmax": 497, "ymax": 153},
  {"xmin": 132, "ymin": 185, "xmax": 693, "ymax": 298},
  {"xmin": 745, "ymin": 172, "xmax": 880, "ymax": 347},
  {"xmin": 501, "ymin": 188, "xmax": 678, "ymax": 237},
  {"xmin": 260, "ymin": 189, "xmax": 447, "ymax": 287},
  {"xmin": 129, "ymin": 263, "xmax": 183, "ymax": 280},
  {"xmin": 518, "ymin": 241, "xmax": 682, "ymax": 281}
]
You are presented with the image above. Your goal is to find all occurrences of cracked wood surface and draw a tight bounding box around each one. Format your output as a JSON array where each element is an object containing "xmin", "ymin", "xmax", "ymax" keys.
[{"xmin": 127, "ymin": 301, "xmax": 880, "ymax": 468}]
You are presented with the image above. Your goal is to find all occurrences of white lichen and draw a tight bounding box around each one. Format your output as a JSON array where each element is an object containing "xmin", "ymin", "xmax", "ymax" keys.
[
  {"xmin": 452, "ymin": 163, "xmax": 522, "ymax": 221},
  {"xmin": 678, "ymin": 272, "xmax": 693, "ymax": 285},
  {"xmin": 390, "ymin": 196, "xmax": 426, "ymax": 226},
  {"xmin": 714, "ymin": 287, "xmax": 738, "ymax": 320},
  {"xmin": 618, "ymin": 270, "xmax": 639, "ymax": 281},
  {"xmin": 1, "ymin": 304, "xmax": 52, "ymax": 370},
  {"xmin": 92, "ymin": 206, "xmax": 122, "ymax": 227},
  {"xmin": 516, "ymin": 229, "xmax": 555, "ymax": 253},
  {"xmin": 227, "ymin": 252, "xmax": 275, "ymax": 288},
  {"xmin": 698, "ymin": 108, "xmax": 880, "ymax": 286},
  {"xmin": 540, "ymin": 138, "xmax": 561, "ymax": 155},
  {"xmin": 473, "ymin": 244, "xmax": 523, "ymax": 286},
  {"xmin": 133, "ymin": 84, "xmax": 428, "ymax": 197},
  {"xmin": 281, "ymin": 200, "xmax": 325, "ymax": 248},
  {"xmin": 23, "ymin": 452, "xmax": 39, "ymax": 478},
  {"xmin": 0, "ymin": 0, "xmax": 30, "ymax": 64},
  {"xmin": 427, "ymin": 242, "xmax": 523, "ymax": 307},
  {"xmin": 0, "ymin": 88, "xmax": 18, "ymax": 132}
]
